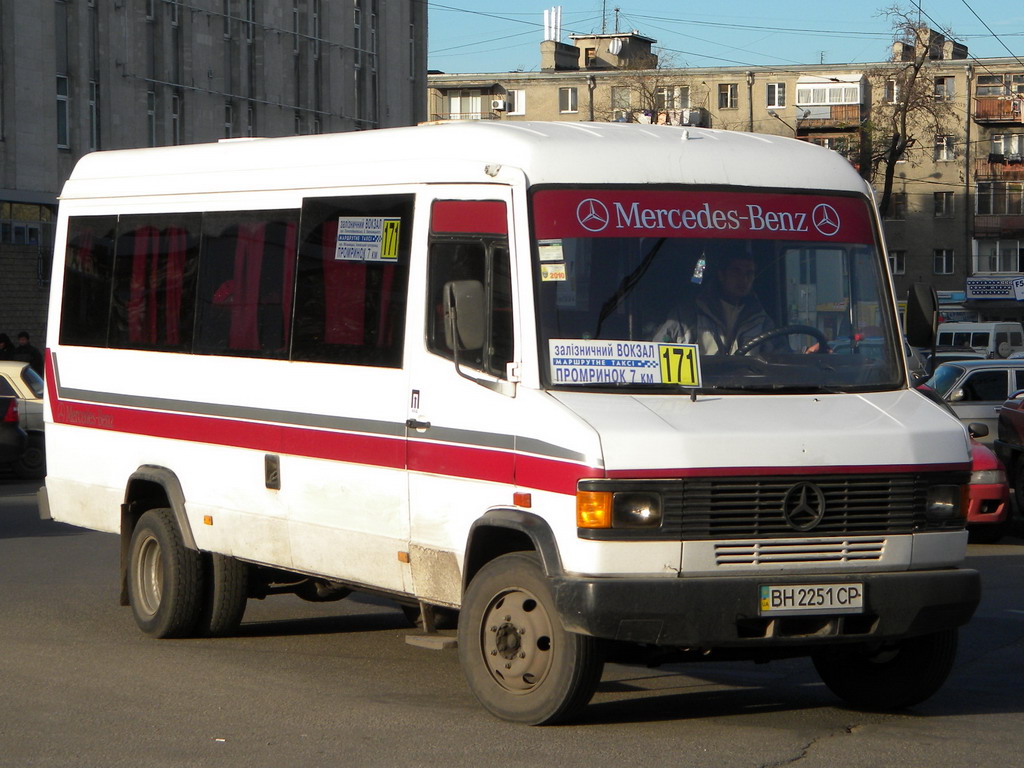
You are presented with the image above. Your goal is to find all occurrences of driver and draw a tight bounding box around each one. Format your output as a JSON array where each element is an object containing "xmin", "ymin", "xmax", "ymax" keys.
[{"xmin": 653, "ymin": 253, "xmax": 775, "ymax": 355}]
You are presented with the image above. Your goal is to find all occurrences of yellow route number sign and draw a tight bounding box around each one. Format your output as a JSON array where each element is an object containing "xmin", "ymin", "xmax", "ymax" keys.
[{"xmin": 658, "ymin": 344, "xmax": 701, "ymax": 386}]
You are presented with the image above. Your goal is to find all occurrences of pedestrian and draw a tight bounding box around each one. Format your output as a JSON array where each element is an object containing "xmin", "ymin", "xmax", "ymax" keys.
[
  {"xmin": 0, "ymin": 333, "xmax": 13, "ymax": 360},
  {"xmin": 12, "ymin": 331, "xmax": 43, "ymax": 375}
]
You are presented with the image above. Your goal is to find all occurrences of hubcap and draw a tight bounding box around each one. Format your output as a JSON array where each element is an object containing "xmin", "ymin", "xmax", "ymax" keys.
[
  {"xmin": 479, "ymin": 587, "xmax": 554, "ymax": 693},
  {"xmin": 134, "ymin": 534, "xmax": 164, "ymax": 618}
]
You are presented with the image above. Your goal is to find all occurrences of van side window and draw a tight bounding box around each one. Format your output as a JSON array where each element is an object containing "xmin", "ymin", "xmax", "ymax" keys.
[
  {"xmin": 59, "ymin": 215, "xmax": 118, "ymax": 347},
  {"xmin": 194, "ymin": 210, "xmax": 299, "ymax": 358},
  {"xmin": 426, "ymin": 199, "xmax": 513, "ymax": 378},
  {"xmin": 109, "ymin": 214, "xmax": 201, "ymax": 351},
  {"xmin": 292, "ymin": 195, "xmax": 413, "ymax": 368}
]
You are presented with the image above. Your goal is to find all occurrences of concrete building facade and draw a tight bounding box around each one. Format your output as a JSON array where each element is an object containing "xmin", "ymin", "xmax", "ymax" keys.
[
  {"xmin": 0, "ymin": 0, "xmax": 427, "ymax": 340},
  {"xmin": 428, "ymin": 30, "xmax": 1024, "ymax": 322}
]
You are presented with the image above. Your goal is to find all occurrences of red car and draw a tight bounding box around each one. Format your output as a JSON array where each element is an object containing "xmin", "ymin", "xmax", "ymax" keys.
[
  {"xmin": 917, "ymin": 383, "xmax": 1010, "ymax": 543},
  {"xmin": 966, "ymin": 439, "xmax": 1011, "ymax": 543}
]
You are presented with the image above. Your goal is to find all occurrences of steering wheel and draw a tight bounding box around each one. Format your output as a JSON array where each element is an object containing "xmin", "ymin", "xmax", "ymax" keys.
[{"xmin": 735, "ymin": 324, "xmax": 830, "ymax": 356}]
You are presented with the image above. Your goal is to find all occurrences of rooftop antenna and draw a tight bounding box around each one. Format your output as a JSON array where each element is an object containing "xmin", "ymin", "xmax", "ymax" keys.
[
  {"xmin": 602, "ymin": 1, "xmax": 607, "ymax": 34},
  {"xmin": 543, "ymin": 6, "xmax": 562, "ymax": 42}
]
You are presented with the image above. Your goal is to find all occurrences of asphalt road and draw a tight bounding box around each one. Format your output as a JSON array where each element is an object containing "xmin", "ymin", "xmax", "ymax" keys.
[{"xmin": 2, "ymin": 475, "xmax": 1023, "ymax": 768}]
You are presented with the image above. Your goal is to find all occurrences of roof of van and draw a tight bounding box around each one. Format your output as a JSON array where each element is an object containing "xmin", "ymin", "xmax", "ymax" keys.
[{"xmin": 60, "ymin": 121, "xmax": 870, "ymax": 203}]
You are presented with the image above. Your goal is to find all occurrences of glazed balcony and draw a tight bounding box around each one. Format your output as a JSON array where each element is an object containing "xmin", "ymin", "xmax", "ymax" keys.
[{"xmin": 973, "ymin": 97, "xmax": 1024, "ymax": 124}]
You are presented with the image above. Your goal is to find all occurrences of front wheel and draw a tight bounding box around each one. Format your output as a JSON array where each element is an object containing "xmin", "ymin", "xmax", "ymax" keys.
[
  {"xmin": 457, "ymin": 552, "xmax": 604, "ymax": 725},
  {"xmin": 127, "ymin": 508, "xmax": 204, "ymax": 638},
  {"xmin": 812, "ymin": 628, "xmax": 959, "ymax": 710}
]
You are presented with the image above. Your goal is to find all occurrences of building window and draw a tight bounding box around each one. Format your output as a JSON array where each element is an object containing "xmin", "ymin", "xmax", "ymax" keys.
[
  {"xmin": 766, "ymin": 82, "xmax": 786, "ymax": 108},
  {"xmin": 611, "ymin": 86, "xmax": 631, "ymax": 121},
  {"xmin": 247, "ymin": 104, "xmax": 256, "ymax": 137},
  {"xmin": 976, "ymin": 74, "xmax": 1004, "ymax": 97},
  {"xmin": 146, "ymin": 0, "xmax": 156, "ymax": 20},
  {"xmin": 718, "ymin": 83, "xmax": 738, "ymax": 110},
  {"xmin": 934, "ymin": 191, "xmax": 954, "ymax": 218},
  {"xmin": 889, "ymin": 192, "xmax": 907, "ymax": 220},
  {"xmin": 88, "ymin": 81, "xmax": 99, "ymax": 151},
  {"xmin": 146, "ymin": 90, "xmax": 156, "ymax": 147},
  {"xmin": 933, "ymin": 249, "xmax": 954, "ymax": 275},
  {"xmin": 655, "ymin": 86, "xmax": 676, "ymax": 112},
  {"xmin": 169, "ymin": 0, "xmax": 179, "ymax": 27},
  {"xmin": 976, "ymin": 181, "xmax": 1024, "ymax": 215},
  {"xmin": 933, "ymin": 76, "xmax": 954, "ymax": 101},
  {"xmin": 56, "ymin": 75, "xmax": 70, "ymax": 149},
  {"xmin": 585, "ymin": 47, "xmax": 597, "ymax": 67},
  {"xmin": 559, "ymin": 87, "xmax": 578, "ymax": 114},
  {"xmin": 245, "ymin": 0, "xmax": 256, "ymax": 43},
  {"xmin": 506, "ymin": 89, "xmax": 525, "ymax": 115},
  {"xmin": 884, "ymin": 78, "xmax": 898, "ymax": 104},
  {"xmin": 312, "ymin": 0, "xmax": 321, "ymax": 59},
  {"xmin": 409, "ymin": 23, "xmax": 416, "ymax": 78},
  {"xmin": 796, "ymin": 82, "xmax": 861, "ymax": 106},
  {"xmin": 889, "ymin": 250, "xmax": 906, "ymax": 275},
  {"xmin": 935, "ymin": 135, "xmax": 956, "ymax": 161},
  {"xmin": 224, "ymin": 101, "xmax": 234, "ymax": 138},
  {"xmin": 446, "ymin": 89, "xmax": 482, "ymax": 120},
  {"xmin": 224, "ymin": 0, "xmax": 232, "ymax": 38},
  {"xmin": 974, "ymin": 239, "xmax": 1022, "ymax": 273}
]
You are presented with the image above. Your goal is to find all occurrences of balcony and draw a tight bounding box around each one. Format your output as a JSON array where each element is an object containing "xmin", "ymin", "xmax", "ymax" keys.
[
  {"xmin": 428, "ymin": 112, "xmax": 502, "ymax": 122},
  {"xmin": 795, "ymin": 104, "xmax": 863, "ymax": 130},
  {"xmin": 974, "ymin": 214, "xmax": 1024, "ymax": 237},
  {"xmin": 973, "ymin": 97, "xmax": 1024, "ymax": 124},
  {"xmin": 975, "ymin": 155, "xmax": 1024, "ymax": 181}
]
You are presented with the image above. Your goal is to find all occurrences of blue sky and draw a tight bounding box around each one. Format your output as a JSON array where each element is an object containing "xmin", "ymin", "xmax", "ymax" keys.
[{"xmin": 427, "ymin": 1, "xmax": 1024, "ymax": 74}]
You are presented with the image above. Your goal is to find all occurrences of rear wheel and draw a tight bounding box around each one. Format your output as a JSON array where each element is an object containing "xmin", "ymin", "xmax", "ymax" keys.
[
  {"xmin": 457, "ymin": 552, "xmax": 604, "ymax": 725},
  {"xmin": 12, "ymin": 433, "xmax": 45, "ymax": 479},
  {"xmin": 127, "ymin": 508, "xmax": 204, "ymax": 638},
  {"xmin": 812, "ymin": 628, "xmax": 959, "ymax": 710},
  {"xmin": 200, "ymin": 553, "xmax": 249, "ymax": 637}
]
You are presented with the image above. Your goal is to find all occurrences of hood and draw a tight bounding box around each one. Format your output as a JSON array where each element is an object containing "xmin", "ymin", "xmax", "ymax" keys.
[{"xmin": 549, "ymin": 388, "xmax": 971, "ymax": 472}]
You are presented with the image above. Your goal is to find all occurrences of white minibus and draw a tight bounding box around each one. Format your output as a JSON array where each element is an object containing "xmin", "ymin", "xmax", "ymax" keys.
[{"xmin": 41, "ymin": 121, "xmax": 979, "ymax": 725}]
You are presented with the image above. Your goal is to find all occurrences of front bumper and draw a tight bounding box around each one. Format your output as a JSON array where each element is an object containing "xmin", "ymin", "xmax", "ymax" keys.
[{"xmin": 553, "ymin": 567, "xmax": 980, "ymax": 648}]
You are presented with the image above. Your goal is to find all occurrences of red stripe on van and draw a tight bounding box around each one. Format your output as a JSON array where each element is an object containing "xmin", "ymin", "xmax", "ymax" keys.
[{"xmin": 431, "ymin": 200, "xmax": 508, "ymax": 235}]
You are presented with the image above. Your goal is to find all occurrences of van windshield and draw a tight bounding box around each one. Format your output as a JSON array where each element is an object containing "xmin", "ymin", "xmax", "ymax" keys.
[{"xmin": 531, "ymin": 187, "xmax": 901, "ymax": 393}]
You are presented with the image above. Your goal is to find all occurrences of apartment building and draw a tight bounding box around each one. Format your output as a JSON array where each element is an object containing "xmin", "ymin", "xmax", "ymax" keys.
[
  {"xmin": 0, "ymin": 0, "xmax": 427, "ymax": 339},
  {"xmin": 428, "ymin": 30, "xmax": 1024, "ymax": 322}
]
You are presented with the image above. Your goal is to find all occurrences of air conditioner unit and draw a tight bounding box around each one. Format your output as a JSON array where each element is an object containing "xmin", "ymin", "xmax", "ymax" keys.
[{"xmin": 491, "ymin": 99, "xmax": 507, "ymax": 111}]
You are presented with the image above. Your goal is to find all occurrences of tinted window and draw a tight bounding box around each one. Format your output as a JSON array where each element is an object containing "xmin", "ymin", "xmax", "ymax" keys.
[
  {"xmin": 109, "ymin": 214, "xmax": 201, "ymax": 351},
  {"xmin": 291, "ymin": 195, "xmax": 413, "ymax": 367},
  {"xmin": 59, "ymin": 216, "xmax": 117, "ymax": 347},
  {"xmin": 194, "ymin": 210, "xmax": 299, "ymax": 358},
  {"xmin": 960, "ymin": 370, "xmax": 1008, "ymax": 401}
]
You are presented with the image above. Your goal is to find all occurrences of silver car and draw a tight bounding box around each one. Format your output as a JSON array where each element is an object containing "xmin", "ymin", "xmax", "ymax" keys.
[{"xmin": 924, "ymin": 359, "xmax": 1024, "ymax": 443}]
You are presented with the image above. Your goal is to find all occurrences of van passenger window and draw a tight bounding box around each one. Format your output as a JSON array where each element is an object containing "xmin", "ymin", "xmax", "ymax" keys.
[
  {"xmin": 291, "ymin": 195, "xmax": 413, "ymax": 368},
  {"xmin": 109, "ymin": 214, "xmax": 201, "ymax": 351},
  {"xmin": 59, "ymin": 216, "xmax": 118, "ymax": 347},
  {"xmin": 194, "ymin": 210, "xmax": 299, "ymax": 358}
]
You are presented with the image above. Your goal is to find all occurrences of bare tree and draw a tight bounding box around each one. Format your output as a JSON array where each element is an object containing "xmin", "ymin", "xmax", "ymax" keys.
[
  {"xmin": 865, "ymin": 6, "xmax": 960, "ymax": 216},
  {"xmin": 593, "ymin": 51, "xmax": 698, "ymax": 126}
]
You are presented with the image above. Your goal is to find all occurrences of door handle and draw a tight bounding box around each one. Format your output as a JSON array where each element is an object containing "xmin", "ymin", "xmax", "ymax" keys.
[{"xmin": 406, "ymin": 418, "xmax": 431, "ymax": 430}]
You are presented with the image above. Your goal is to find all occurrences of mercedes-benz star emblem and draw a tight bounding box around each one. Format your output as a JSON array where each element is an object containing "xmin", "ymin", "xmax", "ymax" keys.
[
  {"xmin": 811, "ymin": 203, "xmax": 841, "ymax": 237},
  {"xmin": 576, "ymin": 198, "xmax": 611, "ymax": 232},
  {"xmin": 781, "ymin": 482, "xmax": 827, "ymax": 532}
]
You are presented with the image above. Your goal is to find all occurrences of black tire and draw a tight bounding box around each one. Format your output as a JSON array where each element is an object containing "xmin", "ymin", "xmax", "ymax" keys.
[
  {"xmin": 457, "ymin": 552, "xmax": 604, "ymax": 725},
  {"xmin": 812, "ymin": 628, "xmax": 959, "ymax": 710},
  {"xmin": 127, "ymin": 508, "xmax": 204, "ymax": 638},
  {"xmin": 12, "ymin": 433, "xmax": 45, "ymax": 479},
  {"xmin": 199, "ymin": 553, "xmax": 249, "ymax": 637}
]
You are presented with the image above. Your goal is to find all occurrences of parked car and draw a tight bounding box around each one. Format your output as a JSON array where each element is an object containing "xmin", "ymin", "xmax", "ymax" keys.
[
  {"xmin": 924, "ymin": 359, "xmax": 1024, "ymax": 442},
  {"xmin": 827, "ymin": 337, "xmax": 928, "ymax": 379},
  {"xmin": 0, "ymin": 361, "xmax": 44, "ymax": 478},
  {"xmin": 917, "ymin": 385, "xmax": 1011, "ymax": 543},
  {"xmin": 922, "ymin": 345, "xmax": 987, "ymax": 369},
  {"xmin": 0, "ymin": 396, "xmax": 28, "ymax": 469}
]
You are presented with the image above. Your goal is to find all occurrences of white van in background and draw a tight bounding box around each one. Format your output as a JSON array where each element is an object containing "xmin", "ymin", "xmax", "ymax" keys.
[{"xmin": 936, "ymin": 321, "xmax": 1024, "ymax": 358}]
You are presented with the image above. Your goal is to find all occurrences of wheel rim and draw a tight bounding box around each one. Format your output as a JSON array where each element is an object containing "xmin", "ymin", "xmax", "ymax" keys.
[
  {"xmin": 134, "ymin": 533, "xmax": 164, "ymax": 619},
  {"xmin": 478, "ymin": 586, "xmax": 554, "ymax": 694}
]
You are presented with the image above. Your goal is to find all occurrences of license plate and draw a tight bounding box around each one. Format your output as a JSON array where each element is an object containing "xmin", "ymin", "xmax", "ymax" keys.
[{"xmin": 759, "ymin": 583, "xmax": 864, "ymax": 615}]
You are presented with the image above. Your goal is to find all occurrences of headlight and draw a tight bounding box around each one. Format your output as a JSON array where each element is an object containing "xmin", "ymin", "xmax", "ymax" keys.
[
  {"xmin": 925, "ymin": 484, "xmax": 964, "ymax": 523},
  {"xmin": 971, "ymin": 469, "xmax": 1006, "ymax": 485},
  {"xmin": 612, "ymin": 492, "xmax": 662, "ymax": 528}
]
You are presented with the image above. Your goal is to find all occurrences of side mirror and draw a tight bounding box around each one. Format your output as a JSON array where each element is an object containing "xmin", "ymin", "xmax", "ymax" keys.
[
  {"xmin": 968, "ymin": 422, "xmax": 989, "ymax": 439},
  {"xmin": 949, "ymin": 387, "xmax": 965, "ymax": 403},
  {"xmin": 443, "ymin": 280, "xmax": 484, "ymax": 352}
]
